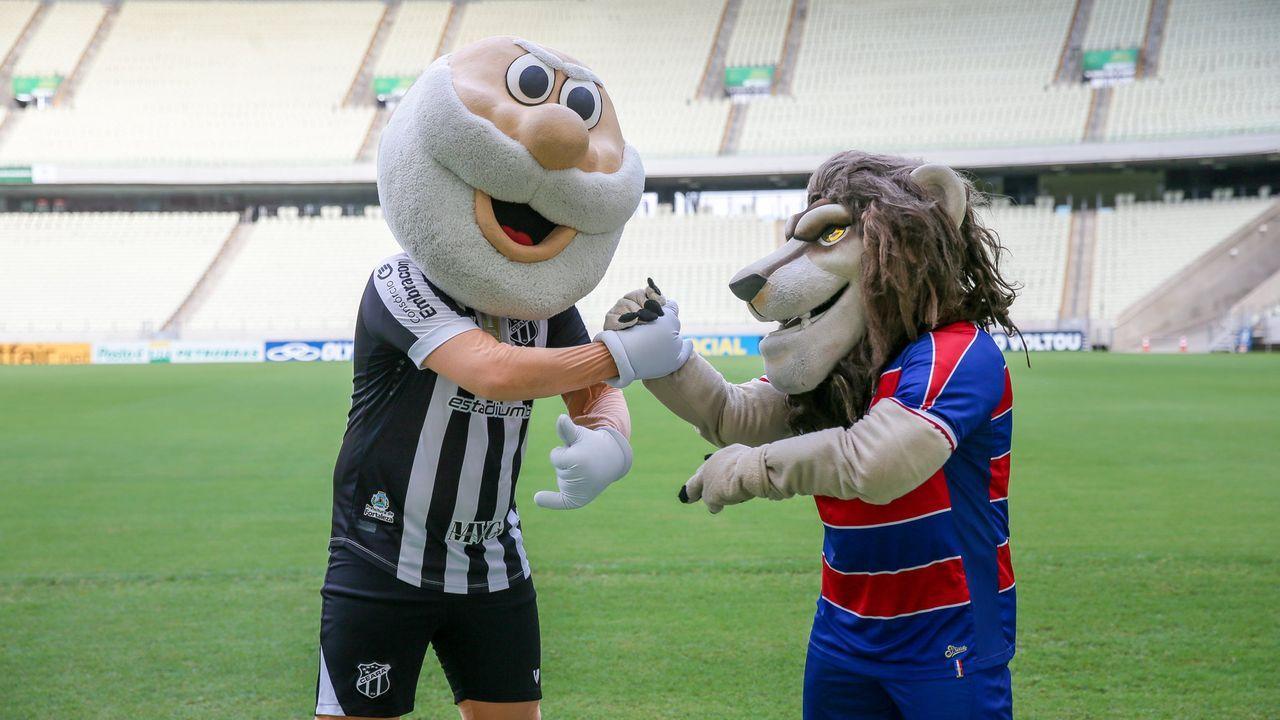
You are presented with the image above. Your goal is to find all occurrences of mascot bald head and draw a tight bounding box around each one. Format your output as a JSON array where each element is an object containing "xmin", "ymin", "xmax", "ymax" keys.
[{"xmin": 378, "ymin": 36, "xmax": 645, "ymax": 320}]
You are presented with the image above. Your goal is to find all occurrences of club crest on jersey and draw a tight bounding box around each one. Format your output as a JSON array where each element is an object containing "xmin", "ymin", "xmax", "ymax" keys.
[
  {"xmin": 356, "ymin": 661, "xmax": 391, "ymax": 699},
  {"xmin": 363, "ymin": 491, "xmax": 395, "ymax": 523},
  {"xmin": 508, "ymin": 319, "xmax": 539, "ymax": 346}
]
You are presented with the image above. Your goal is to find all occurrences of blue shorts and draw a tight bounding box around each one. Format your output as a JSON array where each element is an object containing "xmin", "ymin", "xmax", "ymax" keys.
[{"xmin": 803, "ymin": 645, "xmax": 1012, "ymax": 720}]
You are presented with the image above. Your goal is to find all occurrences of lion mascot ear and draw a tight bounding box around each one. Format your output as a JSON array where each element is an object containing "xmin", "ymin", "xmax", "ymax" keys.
[{"xmin": 909, "ymin": 163, "xmax": 967, "ymax": 231}]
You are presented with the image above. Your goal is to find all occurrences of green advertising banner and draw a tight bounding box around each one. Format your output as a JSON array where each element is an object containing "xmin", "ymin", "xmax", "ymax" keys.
[
  {"xmin": 373, "ymin": 75, "xmax": 415, "ymax": 100},
  {"xmin": 1082, "ymin": 48, "xmax": 1138, "ymax": 85},
  {"xmin": 11, "ymin": 74, "xmax": 63, "ymax": 97},
  {"xmin": 0, "ymin": 167, "xmax": 33, "ymax": 184},
  {"xmin": 724, "ymin": 65, "xmax": 774, "ymax": 95}
]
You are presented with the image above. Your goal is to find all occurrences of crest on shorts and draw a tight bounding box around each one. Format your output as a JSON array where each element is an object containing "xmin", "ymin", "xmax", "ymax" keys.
[{"xmin": 356, "ymin": 661, "xmax": 391, "ymax": 699}]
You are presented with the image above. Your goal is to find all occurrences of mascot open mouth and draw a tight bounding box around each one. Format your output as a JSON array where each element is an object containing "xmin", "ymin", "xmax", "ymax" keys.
[
  {"xmin": 474, "ymin": 189, "xmax": 579, "ymax": 263},
  {"xmin": 774, "ymin": 284, "xmax": 850, "ymax": 333}
]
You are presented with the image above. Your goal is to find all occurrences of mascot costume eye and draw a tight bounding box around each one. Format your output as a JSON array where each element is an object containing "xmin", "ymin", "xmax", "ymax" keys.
[{"xmin": 601, "ymin": 151, "xmax": 1022, "ymax": 716}]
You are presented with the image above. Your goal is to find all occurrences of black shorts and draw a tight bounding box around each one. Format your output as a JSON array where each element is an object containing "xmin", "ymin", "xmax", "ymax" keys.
[{"xmin": 315, "ymin": 547, "xmax": 541, "ymax": 718}]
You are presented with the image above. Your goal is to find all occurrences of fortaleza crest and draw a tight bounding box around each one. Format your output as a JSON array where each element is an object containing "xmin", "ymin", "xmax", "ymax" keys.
[
  {"xmin": 363, "ymin": 491, "xmax": 395, "ymax": 523},
  {"xmin": 356, "ymin": 661, "xmax": 391, "ymax": 699}
]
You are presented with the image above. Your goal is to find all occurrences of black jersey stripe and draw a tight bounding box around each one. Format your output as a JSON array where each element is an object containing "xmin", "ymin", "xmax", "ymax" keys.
[
  {"xmin": 498, "ymin": 403, "xmax": 533, "ymax": 574},
  {"xmin": 419, "ymin": 390, "xmax": 475, "ymax": 589},
  {"xmin": 464, "ymin": 416, "xmax": 507, "ymax": 593}
]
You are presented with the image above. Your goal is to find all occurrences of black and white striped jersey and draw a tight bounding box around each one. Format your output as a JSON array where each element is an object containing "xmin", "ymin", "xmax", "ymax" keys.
[{"xmin": 329, "ymin": 252, "xmax": 590, "ymax": 593}]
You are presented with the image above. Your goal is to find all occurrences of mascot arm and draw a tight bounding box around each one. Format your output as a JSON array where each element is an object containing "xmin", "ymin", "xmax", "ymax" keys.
[
  {"xmin": 562, "ymin": 383, "xmax": 631, "ymax": 438},
  {"xmin": 643, "ymin": 353, "xmax": 792, "ymax": 447},
  {"xmin": 681, "ymin": 399, "xmax": 952, "ymax": 513},
  {"xmin": 425, "ymin": 329, "xmax": 619, "ymax": 402}
]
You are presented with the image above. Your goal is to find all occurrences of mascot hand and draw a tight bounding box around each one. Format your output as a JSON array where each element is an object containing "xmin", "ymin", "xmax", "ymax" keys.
[
  {"xmin": 604, "ymin": 278, "xmax": 666, "ymax": 330},
  {"xmin": 534, "ymin": 414, "xmax": 633, "ymax": 510},
  {"xmin": 596, "ymin": 281, "xmax": 692, "ymax": 387},
  {"xmin": 678, "ymin": 444, "xmax": 767, "ymax": 514}
]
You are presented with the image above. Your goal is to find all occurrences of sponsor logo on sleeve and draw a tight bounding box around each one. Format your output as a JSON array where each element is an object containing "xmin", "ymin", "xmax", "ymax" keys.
[
  {"xmin": 383, "ymin": 259, "xmax": 437, "ymax": 324},
  {"xmin": 376, "ymin": 263, "xmax": 393, "ymax": 280}
]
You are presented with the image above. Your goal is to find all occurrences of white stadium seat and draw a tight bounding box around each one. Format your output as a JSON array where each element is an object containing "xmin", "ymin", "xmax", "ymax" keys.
[
  {"xmin": 182, "ymin": 215, "xmax": 402, "ymax": 338},
  {"xmin": 1090, "ymin": 197, "xmax": 1273, "ymax": 321},
  {"xmin": 0, "ymin": 212, "xmax": 238, "ymax": 339},
  {"xmin": 1105, "ymin": 0, "xmax": 1280, "ymax": 140}
]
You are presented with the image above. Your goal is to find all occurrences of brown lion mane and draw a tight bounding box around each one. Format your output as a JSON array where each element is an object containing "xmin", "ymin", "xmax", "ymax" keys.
[{"xmin": 786, "ymin": 151, "xmax": 1020, "ymax": 434}]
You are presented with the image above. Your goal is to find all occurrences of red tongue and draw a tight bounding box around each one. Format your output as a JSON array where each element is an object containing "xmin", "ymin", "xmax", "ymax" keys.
[{"xmin": 501, "ymin": 225, "xmax": 534, "ymax": 246}]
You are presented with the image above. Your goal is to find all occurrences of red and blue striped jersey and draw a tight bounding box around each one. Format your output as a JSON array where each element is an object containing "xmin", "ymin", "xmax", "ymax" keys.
[{"xmin": 808, "ymin": 321, "xmax": 1015, "ymax": 679}]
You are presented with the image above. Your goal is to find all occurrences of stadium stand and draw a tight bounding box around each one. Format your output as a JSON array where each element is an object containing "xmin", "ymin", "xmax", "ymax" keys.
[
  {"xmin": 12, "ymin": 0, "xmax": 105, "ymax": 79},
  {"xmin": 579, "ymin": 209, "xmax": 782, "ymax": 335},
  {"xmin": 1105, "ymin": 0, "xmax": 1280, "ymax": 140},
  {"xmin": 372, "ymin": 0, "xmax": 451, "ymax": 77},
  {"xmin": 181, "ymin": 213, "xmax": 401, "ymax": 338},
  {"xmin": 979, "ymin": 203, "xmax": 1071, "ymax": 327},
  {"xmin": 1090, "ymin": 196, "xmax": 1274, "ymax": 321},
  {"xmin": 0, "ymin": 1, "xmax": 381, "ymax": 165},
  {"xmin": 1080, "ymin": 0, "xmax": 1149, "ymax": 52},
  {"xmin": 737, "ymin": 0, "xmax": 1094, "ymax": 154},
  {"xmin": 393, "ymin": 0, "xmax": 732, "ymax": 158},
  {"xmin": 724, "ymin": 0, "xmax": 790, "ymax": 68},
  {"xmin": 0, "ymin": 2, "xmax": 37, "ymax": 60},
  {"xmin": 0, "ymin": 211, "xmax": 238, "ymax": 339}
]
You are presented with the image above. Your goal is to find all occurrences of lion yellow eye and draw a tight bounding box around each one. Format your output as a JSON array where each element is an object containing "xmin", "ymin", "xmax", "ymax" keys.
[{"xmin": 818, "ymin": 226, "xmax": 849, "ymax": 247}]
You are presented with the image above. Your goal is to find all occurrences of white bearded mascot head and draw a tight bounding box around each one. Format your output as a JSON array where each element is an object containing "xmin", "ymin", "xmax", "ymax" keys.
[{"xmin": 377, "ymin": 36, "xmax": 645, "ymax": 320}]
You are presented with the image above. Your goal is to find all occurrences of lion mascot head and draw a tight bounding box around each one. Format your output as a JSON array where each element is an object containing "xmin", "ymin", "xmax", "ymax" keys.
[{"xmin": 727, "ymin": 150, "xmax": 1019, "ymax": 432}]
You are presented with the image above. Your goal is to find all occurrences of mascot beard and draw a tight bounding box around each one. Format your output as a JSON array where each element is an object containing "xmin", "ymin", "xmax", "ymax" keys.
[{"xmin": 377, "ymin": 48, "xmax": 645, "ymax": 321}]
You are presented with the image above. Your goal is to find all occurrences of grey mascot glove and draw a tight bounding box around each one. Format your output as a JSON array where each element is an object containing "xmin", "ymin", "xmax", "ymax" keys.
[
  {"xmin": 534, "ymin": 414, "xmax": 633, "ymax": 510},
  {"xmin": 596, "ymin": 281, "xmax": 692, "ymax": 388},
  {"xmin": 678, "ymin": 444, "xmax": 770, "ymax": 514}
]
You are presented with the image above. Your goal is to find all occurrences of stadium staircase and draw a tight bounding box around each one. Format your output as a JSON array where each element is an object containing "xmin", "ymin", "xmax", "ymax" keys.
[
  {"xmin": 343, "ymin": 0, "xmax": 402, "ymax": 108},
  {"xmin": 1083, "ymin": 86, "xmax": 1112, "ymax": 141},
  {"xmin": 52, "ymin": 0, "xmax": 120, "ymax": 107},
  {"xmin": 696, "ymin": 0, "xmax": 741, "ymax": 100},
  {"xmin": 1059, "ymin": 206, "xmax": 1097, "ymax": 324},
  {"xmin": 1137, "ymin": 0, "xmax": 1169, "ymax": 78},
  {"xmin": 1112, "ymin": 199, "xmax": 1280, "ymax": 351},
  {"xmin": 771, "ymin": 0, "xmax": 808, "ymax": 96},
  {"xmin": 0, "ymin": 0, "xmax": 45, "ymax": 145},
  {"xmin": 1053, "ymin": 0, "xmax": 1095, "ymax": 84},
  {"xmin": 0, "ymin": 0, "xmax": 45, "ymax": 104},
  {"xmin": 719, "ymin": 102, "xmax": 748, "ymax": 155},
  {"xmin": 359, "ymin": 0, "xmax": 461, "ymax": 161},
  {"xmin": 160, "ymin": 215, "xmax": 254, "ymax": 338}
]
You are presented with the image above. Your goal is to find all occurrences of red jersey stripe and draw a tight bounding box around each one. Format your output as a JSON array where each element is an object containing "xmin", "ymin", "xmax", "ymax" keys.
[
  {"xmin": 991, "ymin": 366, "xmax": 1013, "ymax": 418},
  {"xmin": 997, "ymin": 540, "xmax": 1015, "ymax": 591},
  {"xmin": 871, "ymin": 367, "xmax": 902, "ymax": 406},
  {"xmin": 923, "ymin": 323, "xmax": 980, "ymax": 410},
  {"xmin": 821, "ymin": 553, "xmax": 971, "ymax": 619},
  {"xmin": 989, "ymin": 453, "xmax": 1010, "ymax": 501},
  {"xmin": 817, "ymin": 469, "xmax": 951, "ymax": 528}
]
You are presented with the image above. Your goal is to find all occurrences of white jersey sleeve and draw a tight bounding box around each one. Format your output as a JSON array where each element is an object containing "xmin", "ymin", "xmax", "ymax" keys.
[{"xmin": 366, "ymin": 253, "xmax": 479, "ymax": 367}]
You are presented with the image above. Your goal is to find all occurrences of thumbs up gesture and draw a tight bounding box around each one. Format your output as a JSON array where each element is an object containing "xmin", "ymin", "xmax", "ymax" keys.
[{"xmin": 533, "ymin": 414, "xmax": 633, "ymax": 510}]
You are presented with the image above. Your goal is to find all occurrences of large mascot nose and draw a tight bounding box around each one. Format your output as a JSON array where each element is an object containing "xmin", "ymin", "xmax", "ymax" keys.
[{"xmin": 521, "ymin": 104, "xmax": 590, "ymax": 171}]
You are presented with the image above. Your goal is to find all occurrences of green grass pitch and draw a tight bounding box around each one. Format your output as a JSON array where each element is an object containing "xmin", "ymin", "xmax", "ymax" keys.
[{"xmin": 1, "ymin": 354, "xmax": 1277, "ymax": 718}]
